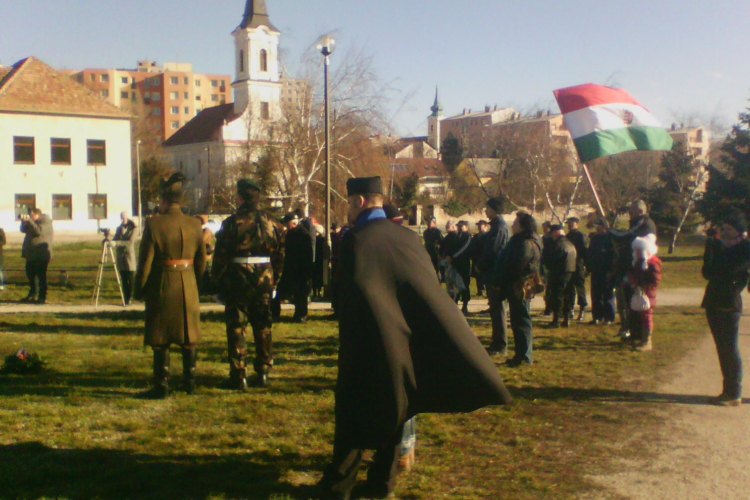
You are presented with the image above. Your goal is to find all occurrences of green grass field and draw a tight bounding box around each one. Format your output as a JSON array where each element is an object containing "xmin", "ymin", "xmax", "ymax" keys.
[{"xmin": 0, "ymin": 302, "xmax": 708, "ymax": 499}]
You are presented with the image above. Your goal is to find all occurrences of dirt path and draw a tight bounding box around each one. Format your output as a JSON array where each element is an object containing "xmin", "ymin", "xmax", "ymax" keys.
[{"xmin": 588, "ymin": 311, "xmax": 750, "ymax": 499}]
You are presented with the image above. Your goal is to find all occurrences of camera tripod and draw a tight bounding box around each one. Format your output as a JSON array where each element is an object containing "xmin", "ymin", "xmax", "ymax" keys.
[{"xmin": 92, "ymin": 238, "xmax": 126, "ymax": 307}]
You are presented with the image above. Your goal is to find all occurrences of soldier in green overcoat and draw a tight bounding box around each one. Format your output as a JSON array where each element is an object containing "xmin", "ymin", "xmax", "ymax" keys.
[
  {"xmin": 211, "ymin": 178, "xmax": 284, "ymax": 389},
  {"xmin": 134, "ymin": 173, "xmax": 207, "ymax": 399}
]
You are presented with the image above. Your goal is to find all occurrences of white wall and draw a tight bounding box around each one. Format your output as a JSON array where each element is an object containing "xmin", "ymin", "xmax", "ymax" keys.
[{"xmin": 0, "ymin": 112, "xmax": 132, "ymax": 233}]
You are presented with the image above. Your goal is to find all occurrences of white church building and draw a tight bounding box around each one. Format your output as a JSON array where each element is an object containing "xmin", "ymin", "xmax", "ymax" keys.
[
  {"xmin": 164, "ymin": 0, "xmax": 283, "ymax": 213},
  {"xmin": 0, "ymin": 57, "xmax": 132, "ymax": 236}
]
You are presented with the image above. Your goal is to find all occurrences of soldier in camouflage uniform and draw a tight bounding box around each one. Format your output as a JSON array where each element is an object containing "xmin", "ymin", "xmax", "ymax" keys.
[{"xmin": 211, "ymin": 179, "xmax": 284, "ymax": 389}]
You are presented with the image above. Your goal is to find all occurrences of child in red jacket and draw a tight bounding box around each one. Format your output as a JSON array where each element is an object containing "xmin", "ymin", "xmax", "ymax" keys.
[{"xmin": 628, "ymin": 235, "xmax": 662, "ymax": 352}]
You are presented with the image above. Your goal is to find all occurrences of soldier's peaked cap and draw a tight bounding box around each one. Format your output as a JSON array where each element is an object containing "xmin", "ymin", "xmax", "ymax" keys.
[
  {"xmin": 550, "ymin": 224, "xmax": 564, "ymax": 231},
  {"xmin": 237, "ymin": 178, "xmax": 260, "ymax": 195},
  {"xmin": 566, "ymin": 217, "xmax": 580, "ymax": 224},
  {"xmin": 347, "ymin": 177, "xmax": 383, "ymax": 196},
  {"xmin": 160, "ymin": 172, "xmax": 186, "ymax": 203}
]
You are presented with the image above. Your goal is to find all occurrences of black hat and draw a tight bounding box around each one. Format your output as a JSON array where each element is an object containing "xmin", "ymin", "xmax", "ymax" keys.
[
  {"xmin": 486, "ymin": 197, "xmax": 505, "ymax": 213},
  {"xmin": 566, "ymin": 217, "xmax": 580, "ymax": 224},
  {"xmin": 723, "ymin": 211, "xmax": 748, "ymax": 233},
  {"xmin": 457, "ymin": 220, "xmax": 469, "ymax": 227},
  {"xmin": 237, "ymin": 178, "xmax": 260, "ymax": 198},
  {"xmin": 282, "ymin": 213, "xmax": 299, "ymax": 224},
  {"xmin": 160, "ymin": 172, "xmax": 186, "ymax": 203},
  {"xmin": 383, "ymin": 204, "xmax": 402, "ymax": 220},
  {"xmin": 477, "ymin": 219, "xmax": 489, "ymax": 226},
  {"xmin": 347, "ymin": 177, "xmax": 383, "ymax": 196},
  {"xmin": 550, "ymin": 224, "xmax": 564, "ymax": 232}
]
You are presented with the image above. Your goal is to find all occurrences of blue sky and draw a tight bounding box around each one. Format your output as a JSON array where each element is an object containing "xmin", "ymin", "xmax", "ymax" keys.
[{"xmin": 2, "ymin": 0, "xmax": 749, "ymax": 138}]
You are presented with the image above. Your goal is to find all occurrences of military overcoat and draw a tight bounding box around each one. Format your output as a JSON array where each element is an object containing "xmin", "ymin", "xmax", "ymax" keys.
[{"xmin": 134, "ymin": 206, "xmax": 207, "ymax": 347}]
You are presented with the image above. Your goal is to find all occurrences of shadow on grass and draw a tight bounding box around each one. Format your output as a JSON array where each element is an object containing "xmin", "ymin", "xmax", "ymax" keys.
[
  {"xmin": 511, "ymin": 385, "xmax": 737, "ymax": 407},
  {"xmin": 660, "ymin": 254, "xmax": 702, "ymax": 263},
  {"xmin": 0, "ymin": 442, "xmax": 323, "ymax": 500},
  {"xmin": 0, "ymin": 320, "xmax": 139, "ymax": 337}
]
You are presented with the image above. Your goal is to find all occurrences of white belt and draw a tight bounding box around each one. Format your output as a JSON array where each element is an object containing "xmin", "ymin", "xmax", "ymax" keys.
[{"xmin": 232, "ymin": 256, "xmax": 271, "ymax": 264}]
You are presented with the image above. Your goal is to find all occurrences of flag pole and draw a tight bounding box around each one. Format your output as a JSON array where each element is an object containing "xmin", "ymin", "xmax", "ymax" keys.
[{"xmin": 581, "ymin": 162, "xmax": 608, "ymax": 223}]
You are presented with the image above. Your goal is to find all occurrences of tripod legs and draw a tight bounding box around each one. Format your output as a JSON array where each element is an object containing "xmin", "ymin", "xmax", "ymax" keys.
[{"xmin": 92, "ymin": 241, "xmax": 126, "ymax": 307}]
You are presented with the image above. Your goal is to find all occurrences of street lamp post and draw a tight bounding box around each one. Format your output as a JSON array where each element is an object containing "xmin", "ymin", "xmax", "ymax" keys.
[
  {"xmin": 136, "ymin": 140, "xmax": 143, "ymax": 235},
  {"xmin": 317, "ymin": 34, "xmax": 335, "ymax": 248}
]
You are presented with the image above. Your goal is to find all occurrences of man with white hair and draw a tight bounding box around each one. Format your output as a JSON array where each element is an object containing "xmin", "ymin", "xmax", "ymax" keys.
[{"xmin": 113, "ymin": 211, "xmax": 137, "ymax": 305}]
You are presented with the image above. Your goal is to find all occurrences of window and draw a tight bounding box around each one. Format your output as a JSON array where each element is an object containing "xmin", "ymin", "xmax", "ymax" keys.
[
  {"xmin": 131, "ymin": 92, "xmax": 137, "ymax": 101},
  {"xmin": 77, "ymin": 74, "xmax": 84, "ymax": 83},
  {"xmin": 121, "ymin": 91, "xmax": 129, "ymax": 99},
  {"xmin": 121, "ymin": 77, "xmax": 129, "ymax": 84},
  {"xmin": 52, "ymin": 194, "xmax": 73, "ymax": 220},
  {"xmin": 260, "ymin": 49, "xmax": 268, "ymax": 72},
  {"xmin": 171, "ymin": 121, "xmax": 180, "ymax": 130},
  {"xmin": 101, "ymin": 74, "xmax": 109, "ymax": 83},
  {"xmin": 151, "ymin": 92, "xmax": 161, "ymax": 101},
  {"xmin": 171, "ymin": 106, "xmax": 179, "ymax": 114},
  {"xmin": 101, "ymin": 89, "xmax": 109, "ymax": 98},
  {"xmin": 240, "ymin": 50, "xmax": 245, "ymax": 72},
  {"xmin": 195, "ymin": 79, "xmax": 201, "ymax": 87},
  {"xmin": 145, "ymin": 92, "xmax": 151, "ymax": 99},
  {"xmin": 90, "ymin": 74, "xmax": 96, "ymax": 82},
  {"xmin": 184, "ymin": 92, "xmax": 189, "ymax": 99},
  {"xmin": 211, "ymin": 94, "xmax": 219, "ymax": 102},
  {"xmin": 184, "ymin": 107, "xmax": 189, "ymax": 114},
  {"xmin": 152, "ymin": 108, "xmax": 162, "ymax": 116},
  {"xmin": 170, "ymin": 91, "xmax": 179, "ymax": 100},
  {"xmin": 51, "ymin": 138, "xmax": 71, "ymax": 165},
  {"xmin": 87, "ymin": 140, "xmax": 106, "ymax": 165},
  {"xmin": 195, "ymin": 95, "xmax": 202, "ymax": 101},
  {"xmin": 88, "ymin": 194, "xmax": 107, "ymax": 219},
  {"xmin": 13, "ymin": 136, "xmax": 35, "ymax": 164},
  {"xmin": 183, "ymin": 77, "xmax": 188, "ymax": 85},
  {"xmin": 170, "ymin": 76, "xmax": 179, "ymax": 85},
  {"xmin": 15, "ymin": 194, "xmax": 36, "ymax": 218},
  {"xmin": 145, "ymin": 79, "xmax": 150, "ymax": 89},
  {"xmin": 211, "ymin": 80, "xmax": 218, "ymax": 87},
  {"xmin": 261, "ymin": 102, "xmax": 270, "ymax": 120}
]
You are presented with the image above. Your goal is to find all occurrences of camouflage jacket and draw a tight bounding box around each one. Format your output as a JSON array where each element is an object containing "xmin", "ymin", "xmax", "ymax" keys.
[{"xmin": 211, "ymin": 203, "xmax": 284, "ymax": 303}]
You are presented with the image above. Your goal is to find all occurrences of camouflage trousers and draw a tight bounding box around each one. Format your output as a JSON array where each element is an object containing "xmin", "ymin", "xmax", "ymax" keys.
[{"xmin": 225, "ymin": 301, "xmax": 273, "ymax": 380}]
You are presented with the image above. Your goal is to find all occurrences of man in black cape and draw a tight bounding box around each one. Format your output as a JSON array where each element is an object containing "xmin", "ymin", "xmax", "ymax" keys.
[{"xmin": 318, "ymin": 176, "xmax": 513, "ymax": 500}]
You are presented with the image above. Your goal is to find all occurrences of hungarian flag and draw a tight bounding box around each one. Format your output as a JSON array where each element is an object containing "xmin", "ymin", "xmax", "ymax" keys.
[{"xmin": 553, "ymin": 83, "xmax": 674, "ymax": 163}]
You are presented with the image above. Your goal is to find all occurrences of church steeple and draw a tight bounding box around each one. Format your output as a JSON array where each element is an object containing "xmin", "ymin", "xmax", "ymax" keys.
[
  {"xmin": 239, "ymin": 0, "xmax": 278, "ymax": 32},
  {"xmin": 430, "ymin": 86, "xmax": 443, "ymax": 117}
]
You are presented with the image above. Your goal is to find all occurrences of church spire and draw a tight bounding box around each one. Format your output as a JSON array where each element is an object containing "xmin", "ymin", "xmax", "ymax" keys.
[
  {"xmin": 239, "ymin": 0, "xmax": 278, "ymax": 32},
  {"xmin": 430, "ymin": 86, "xmax": 443, "ymax": 117}
]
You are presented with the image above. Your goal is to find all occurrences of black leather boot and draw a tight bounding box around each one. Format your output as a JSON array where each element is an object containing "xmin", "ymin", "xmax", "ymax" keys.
[
  {"xmin": 181, "ymin": 348, "xmax": 197, "ymax": 394},
  {"xmin": 139, "ymin": 348, "xmax": 170, "ymax": 399}
]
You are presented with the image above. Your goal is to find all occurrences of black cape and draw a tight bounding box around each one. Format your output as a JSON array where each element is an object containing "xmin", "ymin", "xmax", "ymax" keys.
[{"xmin": 336, "ymin": 217, "xmax": 512, "ymax": 448}]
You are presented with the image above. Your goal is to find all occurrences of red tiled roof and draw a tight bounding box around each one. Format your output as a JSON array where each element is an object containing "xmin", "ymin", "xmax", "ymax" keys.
[
  {"xmin": 163, "ymin": 103, "xmax": 241, "ymax": 147},
  {"xmin": 0, "ymin": 57, "xmax": 130, "ymax": 119}
]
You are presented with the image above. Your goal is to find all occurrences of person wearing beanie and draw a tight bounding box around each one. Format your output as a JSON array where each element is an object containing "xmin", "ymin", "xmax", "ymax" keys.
[
  {"xmin": 423, "ymin": 216, "xmax": 443, "ymax": 278},
  {"xmin": 134, "ymin": 172, "xmax": 207, "ymax": 399},
  {"xmin": 112, "ymin": 211, "xmax": 137, "ymax": 305},
  {"xmin": 317, "ymin": 177, "xmax": 512, "ymax": 500},
  {"xmin": 587, "ymin": 219, "xmax": 618, "ymax": 325},
  {"xmin": 478, "ymin": 197, "xmax": 511, "ymax": 355},
  {"xmin": 544, "ymin": 224, "xmax": 577, "ymax": 328},
  {"xmin": 627, "ymin": 234, "xmax": 662, "ymax": 352},
  {"xmin": 272, "ymin": 209, "xmax": 314, "ymax": 324},
  {"xmin": 702, "ymin": 210, "xmax": 750, "ymax": 406},
  {"xmin": 211, "ymin": 178, "xmax": 284, "ymax": 390}
]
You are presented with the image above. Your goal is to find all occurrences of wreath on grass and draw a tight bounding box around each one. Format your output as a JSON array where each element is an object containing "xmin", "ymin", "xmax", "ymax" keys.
[{"xmin": 1, "ymin": 349, "xmax": 46, "ymax": 375}]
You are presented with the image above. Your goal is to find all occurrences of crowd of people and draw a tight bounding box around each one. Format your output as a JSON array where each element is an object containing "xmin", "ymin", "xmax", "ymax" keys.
[{"xmin": 1, "ymin": 172, "xmax": 748, "ymax": 499}]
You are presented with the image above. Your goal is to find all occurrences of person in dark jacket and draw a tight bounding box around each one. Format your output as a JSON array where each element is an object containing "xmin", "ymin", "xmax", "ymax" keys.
[
  {"xmin": 20, "ymin": 208, "xmax": 54, "ymax": 304},
  {"xmin": 317, "ymin": 177, "xmax": 512, "ymax": 500},
  {"xmin": 540, "ymin": 221, "xmax": 554, "ymax": 315},
  {"xmin": 490, "ymin": 212, "xmax": 542, "ymax": 366},
  {"xmin": 330, "ymin": 223, "xmax": 347, "ymax": 317},
  {"xmin": 423, "ymin": 217, "xmax": 443, "ymax": 278},
  {"xmin": 0, "ymin": 226, "xmax": 5, "ymax": 291},
  {"xmin": 113, "ymin": 212, "xmax": 137, "ymax": 305},
  {"xmin": 478, "ymin": 197, "xmax": 510, "ymax": 354},
  {"xmin": 445, "ymin": 220, "xmax": 473, "ymax": 314},
  {"xmin": 545, "ymin": 224, "xmax": 577, "ymax": 328},
  {"xmin": 565, "ymin": 217, "xmax": 589, "ymax": 321},
  {"xmin": 610, "ymin": 200, "xmax": 657, "ymax": 340},
  {"xmin": 272, "ymin": 213, "xmax": 314, "ymax": 323},
  {"xmin": 312, "ymin": 225, "xmax": 330, "ymax": 300},
  {"xmin": 702, "ymin": 211, "xmax": 750, "ymax": 406},
  {"xmin": 134, "ymin": 173, "xmax": 207, "ymax": 399},
  {"xmin": 471, "ymin": 220, "xmax": 490, "ymax": 297},
  {"xmin": 587, "ymin": 220, "xmax": 617, "ymax": 325}
]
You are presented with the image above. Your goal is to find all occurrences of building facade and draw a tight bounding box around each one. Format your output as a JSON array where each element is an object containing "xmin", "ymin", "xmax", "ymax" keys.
[
  {"xmin": 67, "ymin": 62, "xmax": 232, "ymax": 141},
  {"xmin": 0, "ymin": 57, "xmax": 132, "ymax": 234}
]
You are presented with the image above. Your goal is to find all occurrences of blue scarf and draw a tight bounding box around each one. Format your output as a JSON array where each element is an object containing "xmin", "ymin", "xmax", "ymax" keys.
[{"xmin": 355, "ymin": 208, "xmax": 387, "ymax": 229}]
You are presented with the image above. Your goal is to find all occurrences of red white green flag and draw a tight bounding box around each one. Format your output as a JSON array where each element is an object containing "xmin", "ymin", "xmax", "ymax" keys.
[{"xmin": 553, "ymin": 83, "xmax": 674, "ymax": 163}]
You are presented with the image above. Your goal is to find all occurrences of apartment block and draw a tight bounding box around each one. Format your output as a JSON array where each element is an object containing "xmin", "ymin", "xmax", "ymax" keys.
[{"xmin": 67, "ymin": 62, "xmax": 231, "ymax": 141}]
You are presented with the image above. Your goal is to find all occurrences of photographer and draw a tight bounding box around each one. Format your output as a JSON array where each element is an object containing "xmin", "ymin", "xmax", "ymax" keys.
[
  {"xmin": 113, "ymin": 212, "xmax": 137, "ymax": 305},
  {"xmin": 20, "ymin": 208, "xmax": 54, "ymax": 304}
]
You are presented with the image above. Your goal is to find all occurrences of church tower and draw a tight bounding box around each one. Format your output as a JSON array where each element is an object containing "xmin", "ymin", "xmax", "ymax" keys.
[
  {"xmin": 427, "ymin": 87, "xmax": 443, "ymax": 151},
  {"xmin": 231, "ymin": 0, "xmax": 282, "ymax": 120}
]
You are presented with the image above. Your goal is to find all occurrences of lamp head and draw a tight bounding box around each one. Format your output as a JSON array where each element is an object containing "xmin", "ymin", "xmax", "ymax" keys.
[{"xmin": 317, "ymin": 35, "xmax": 336, "ymax": 57}]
